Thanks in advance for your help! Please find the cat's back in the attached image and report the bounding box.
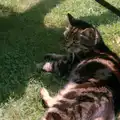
[41,81,114,120]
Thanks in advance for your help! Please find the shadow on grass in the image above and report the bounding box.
[0,0,119,103]
[0,0,64,103]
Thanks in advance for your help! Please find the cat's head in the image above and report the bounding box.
[63,13,102,54]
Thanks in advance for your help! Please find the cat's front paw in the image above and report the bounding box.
[43,62,53,72]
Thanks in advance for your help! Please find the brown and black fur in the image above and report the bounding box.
[40,81,115,120]
[40,1,120,119]
[40,14,120,120]
[41,50,120,119]
[44,13,120,77]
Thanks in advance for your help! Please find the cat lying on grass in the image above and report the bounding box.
[39,13,120,120]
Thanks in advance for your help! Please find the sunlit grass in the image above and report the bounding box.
[0,0,120,119]
[0,0,42,13]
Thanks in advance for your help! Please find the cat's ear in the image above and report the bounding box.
[67,13,76,26]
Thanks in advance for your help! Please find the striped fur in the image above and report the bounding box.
[40,81,115,120]
[41,51,120,119]
[40,12,120,119]
[43,13,120,77]
[63,14,102,54]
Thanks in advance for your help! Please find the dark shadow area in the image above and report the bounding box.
[0,0,119,103]
[0,0,64,103]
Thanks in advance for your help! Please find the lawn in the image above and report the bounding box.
[0,0,120,119]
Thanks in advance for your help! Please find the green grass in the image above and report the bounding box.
[0,0,120,119]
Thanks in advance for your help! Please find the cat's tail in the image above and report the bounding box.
[95,0,120,17]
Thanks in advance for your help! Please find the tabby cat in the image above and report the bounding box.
[40,81,115,120]
[40,14,120,120]
[39,1,120,120]
[43,13,120,77]
[43,13,103,77]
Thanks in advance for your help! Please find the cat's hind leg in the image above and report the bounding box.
[40,88,54,108]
